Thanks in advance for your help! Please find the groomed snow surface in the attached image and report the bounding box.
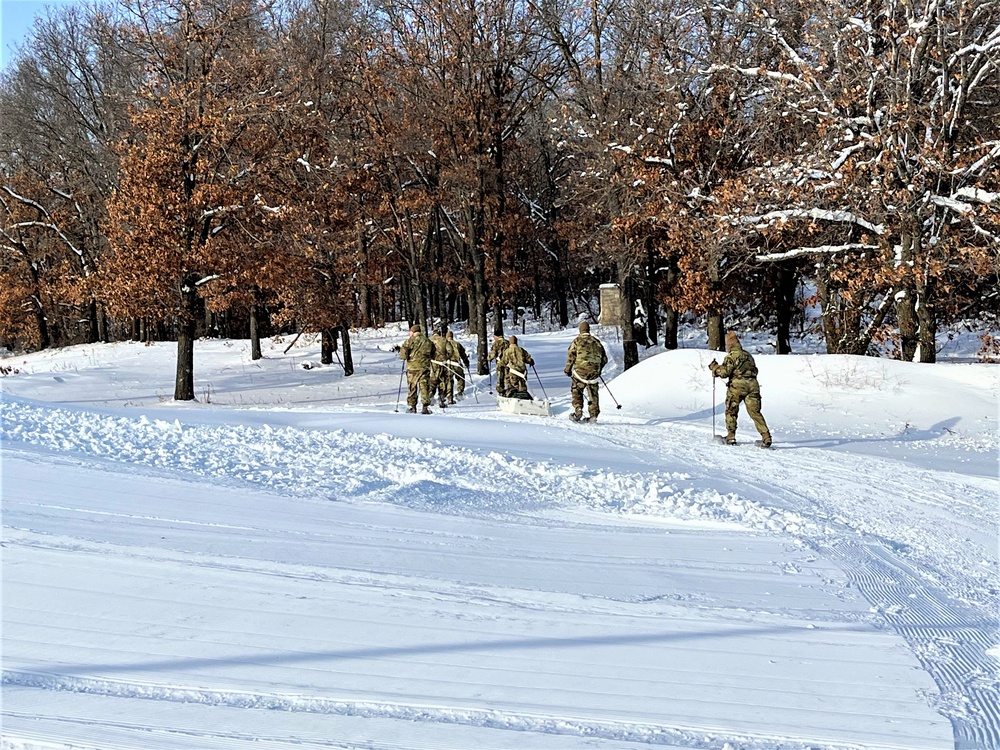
[1,323,998,750]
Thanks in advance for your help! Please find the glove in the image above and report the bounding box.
[391,344,401,352]
[708,360,718,373]
[564,366,572,376]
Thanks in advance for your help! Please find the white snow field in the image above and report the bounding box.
[1,323,998,750]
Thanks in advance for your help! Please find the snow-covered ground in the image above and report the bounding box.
[1,322,998,750]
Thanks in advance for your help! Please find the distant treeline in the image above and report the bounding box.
[2,0,997,398]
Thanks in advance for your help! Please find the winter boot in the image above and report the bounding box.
[724,434,737,445]
[758,433,772,448]
[421,405,432,414]
[406,405,417,413]
[569,410,582,422]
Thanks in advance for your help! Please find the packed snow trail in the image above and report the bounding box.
[1,450,949,750]
[3,393,997,749]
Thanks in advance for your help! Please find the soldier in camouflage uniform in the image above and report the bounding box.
[488,333,510,396]
[564,320,608,422]
[446,330,470,400]
[709,331,772,446]
[429,324,452,408]
[398,324,434,414]
[498,335,534,397]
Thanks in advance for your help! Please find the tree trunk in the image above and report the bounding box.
[661,262,678,349]
[895,229,919,361]
[776,266,796,354]
[32,299,50,350]
[249,303,263,361]
[916,280,936,363]
[620,271,639,370]
[707,310,724,351]
[553,255,569,328]
[339,325,354,376]
[662,308,678,349]
[174,277,199,401]
[321,328,336,365]
[706,255,724,351]
[472,238,490,374]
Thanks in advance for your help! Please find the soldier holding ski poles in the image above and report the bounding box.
[565,321,608,423]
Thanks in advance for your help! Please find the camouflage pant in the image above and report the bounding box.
[725,379,770,439]
[406,369,431,408]
[506,368,528,395]
[570,378,600,419]
[495,365,509,395]
[431,363,452,405]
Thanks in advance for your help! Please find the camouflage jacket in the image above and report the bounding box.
[429,333,451,364]
[565,333,608,380]
[453,340,470,368]
[442,338,464,373]
[399,332,433,371]
[488,337,509,363]
[499,344,534,377]
[714,344,758,383]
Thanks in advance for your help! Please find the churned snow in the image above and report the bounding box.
[1,322,997,750]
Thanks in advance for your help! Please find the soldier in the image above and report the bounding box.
[446,330,470,400]
[488,333,510,396]
[498,334,534,397]
[398,324,434,414]
[429,324,452,408]
[564,320,608,423]
[709,331,772,447]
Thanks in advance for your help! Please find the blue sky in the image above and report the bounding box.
[1,0,78,69]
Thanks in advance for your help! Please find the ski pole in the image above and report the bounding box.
[711,373,717,438]
[599,374,622,409]
[531,364,549,400]
[394,360,405,412]
[487,362,493,394]
[464,362,479,403]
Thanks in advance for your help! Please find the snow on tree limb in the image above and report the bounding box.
[930,188,999,214]
[961,143,1000,179]
[741,208,886,236]
[756,243,880,262]
[703,64,808,88]
[832,142,866,170]
[954,187,999,205]
[930,195,975,214]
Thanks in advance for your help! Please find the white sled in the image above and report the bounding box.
[496,395,553,417]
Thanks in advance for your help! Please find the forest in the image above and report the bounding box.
[1,0,997,399]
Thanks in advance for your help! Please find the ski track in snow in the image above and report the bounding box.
[2,393,999,750]
[585,422,1000,750]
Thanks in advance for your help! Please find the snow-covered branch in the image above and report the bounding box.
[756,243,880,262]
[200,205,243,221]
[954,187,999,205]
[930,195,974,214]
[703,64,808,88]
[831,141,866,171]
[742,208,885,236]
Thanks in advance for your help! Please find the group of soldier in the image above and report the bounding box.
[397,324,470,414]
[399,320,771,445]
[487,320,611,423]
[399,320,613,423]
